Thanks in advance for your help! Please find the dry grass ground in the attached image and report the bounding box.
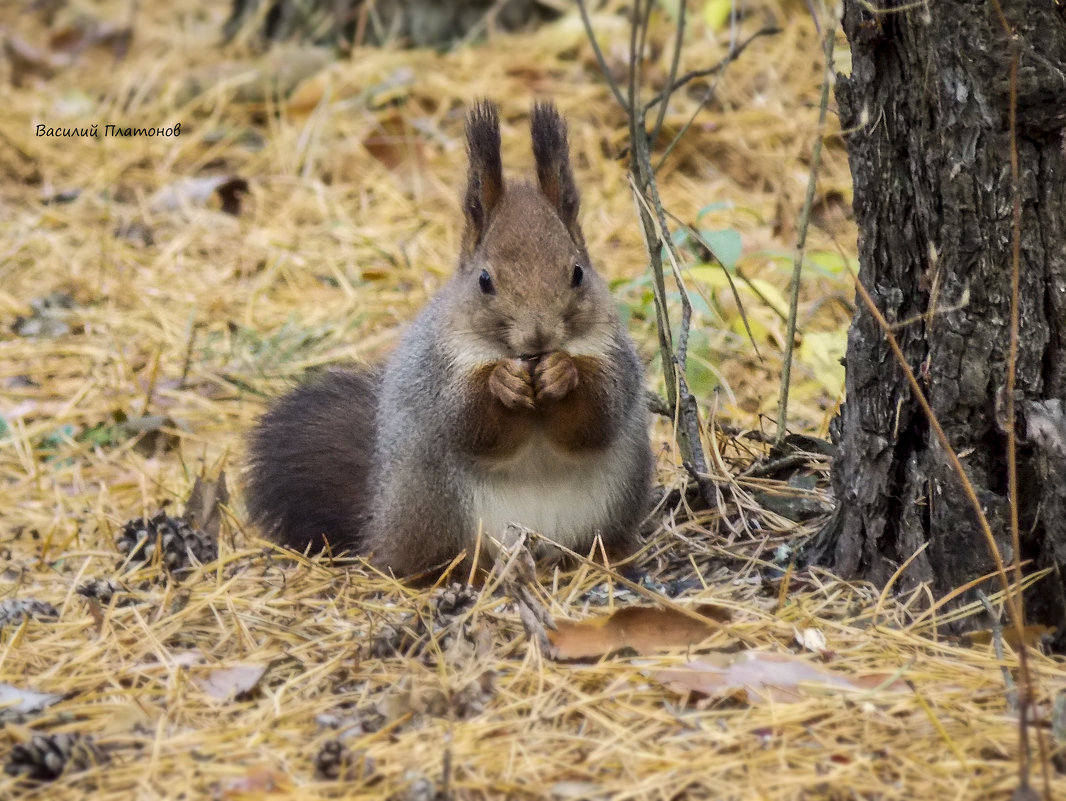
[1,2,1063,799]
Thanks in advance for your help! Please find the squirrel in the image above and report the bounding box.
[245,100,653,577]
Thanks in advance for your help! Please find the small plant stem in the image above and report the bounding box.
[776,5,837,445]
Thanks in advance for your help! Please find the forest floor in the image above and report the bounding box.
[1,1,1063,799]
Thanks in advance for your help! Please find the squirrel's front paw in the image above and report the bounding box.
[489,359,536,410]
[533,351,579,403]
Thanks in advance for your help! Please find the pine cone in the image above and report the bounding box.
[0,598,58,631]
[430,582,478,617]
[369,620,421,659]
[4,733,105,782]
[313,739,375,781]
[115,512,217,572]
[76,578,125,605]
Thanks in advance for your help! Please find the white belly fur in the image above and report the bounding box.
[469,434,624,551]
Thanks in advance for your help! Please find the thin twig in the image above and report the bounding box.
[998,6,1044,795]
[627,1,642,116]
[582,1,769,503]
[629,148,707,482]
[977,590,1017,711]
[655,83,711,171]
[575,0,627,110]
[650,0,686,147]
[643,26,783,114]
[775,7,836,445]
[627,172,677,418]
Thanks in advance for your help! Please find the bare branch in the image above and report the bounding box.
[643,26,782,115]
[575,0,627,110]
[650,0,685,148]
[775,11,835,445]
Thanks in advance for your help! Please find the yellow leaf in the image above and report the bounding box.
[685,264,730,290]
[703,0,734,31]
[689,265,790,319]
[733,315,769,343]
[797,330,847,396]
[746,278,790,319]
[685,265,787,341]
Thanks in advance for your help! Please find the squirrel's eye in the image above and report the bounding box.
[571,263,584,288]
[478,269,495,295]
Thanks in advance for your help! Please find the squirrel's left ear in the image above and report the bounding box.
[530,101,584,248]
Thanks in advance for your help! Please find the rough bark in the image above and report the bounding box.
[809,0,1066,644]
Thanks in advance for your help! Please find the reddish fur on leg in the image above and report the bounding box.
[538,355,616,451]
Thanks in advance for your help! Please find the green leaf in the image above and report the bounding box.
[682,329,720,398]
[39,425,76,449]
[696,201,734,219]
[685,354,720,398]
[804,250,856,276]
[78,422,121,448]
[699,228,743,270]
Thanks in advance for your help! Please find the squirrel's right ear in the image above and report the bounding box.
[461,100,503,260]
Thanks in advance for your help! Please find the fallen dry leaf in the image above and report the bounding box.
[194,663,268,701]
[362,110,426,173]
[184,472,230,540]
[962,624,1054,650]
[654,651,909,704]
[217,766,292,799]
[0,683,64,718]
[548,604,727,660]
[176,45,332,107]
[48,21,131,60]
[148,175,249,216]
[3,33,69,86]
[100,700,157,735]
[793,626,829,655]
[284,65,334,115]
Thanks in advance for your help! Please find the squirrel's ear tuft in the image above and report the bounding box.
[462,100,503,259]
[530,101,583,246]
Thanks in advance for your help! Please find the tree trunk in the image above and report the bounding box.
[811,0,1066,644]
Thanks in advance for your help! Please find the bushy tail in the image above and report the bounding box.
[244,369,379,554]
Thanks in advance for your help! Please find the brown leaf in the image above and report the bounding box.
[49,21,131,60]
[217,766,291,798]
[548,605,725,660]
[183,473,230,540]
[285,68,331,116]
[3,34,69,86]
[962,624,1054,650]
[654,651,910,704]
[362,111,425,173]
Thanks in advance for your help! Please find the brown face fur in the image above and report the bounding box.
[460,182,612,358]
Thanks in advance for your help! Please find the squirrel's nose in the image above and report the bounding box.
[519,324,550,358]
